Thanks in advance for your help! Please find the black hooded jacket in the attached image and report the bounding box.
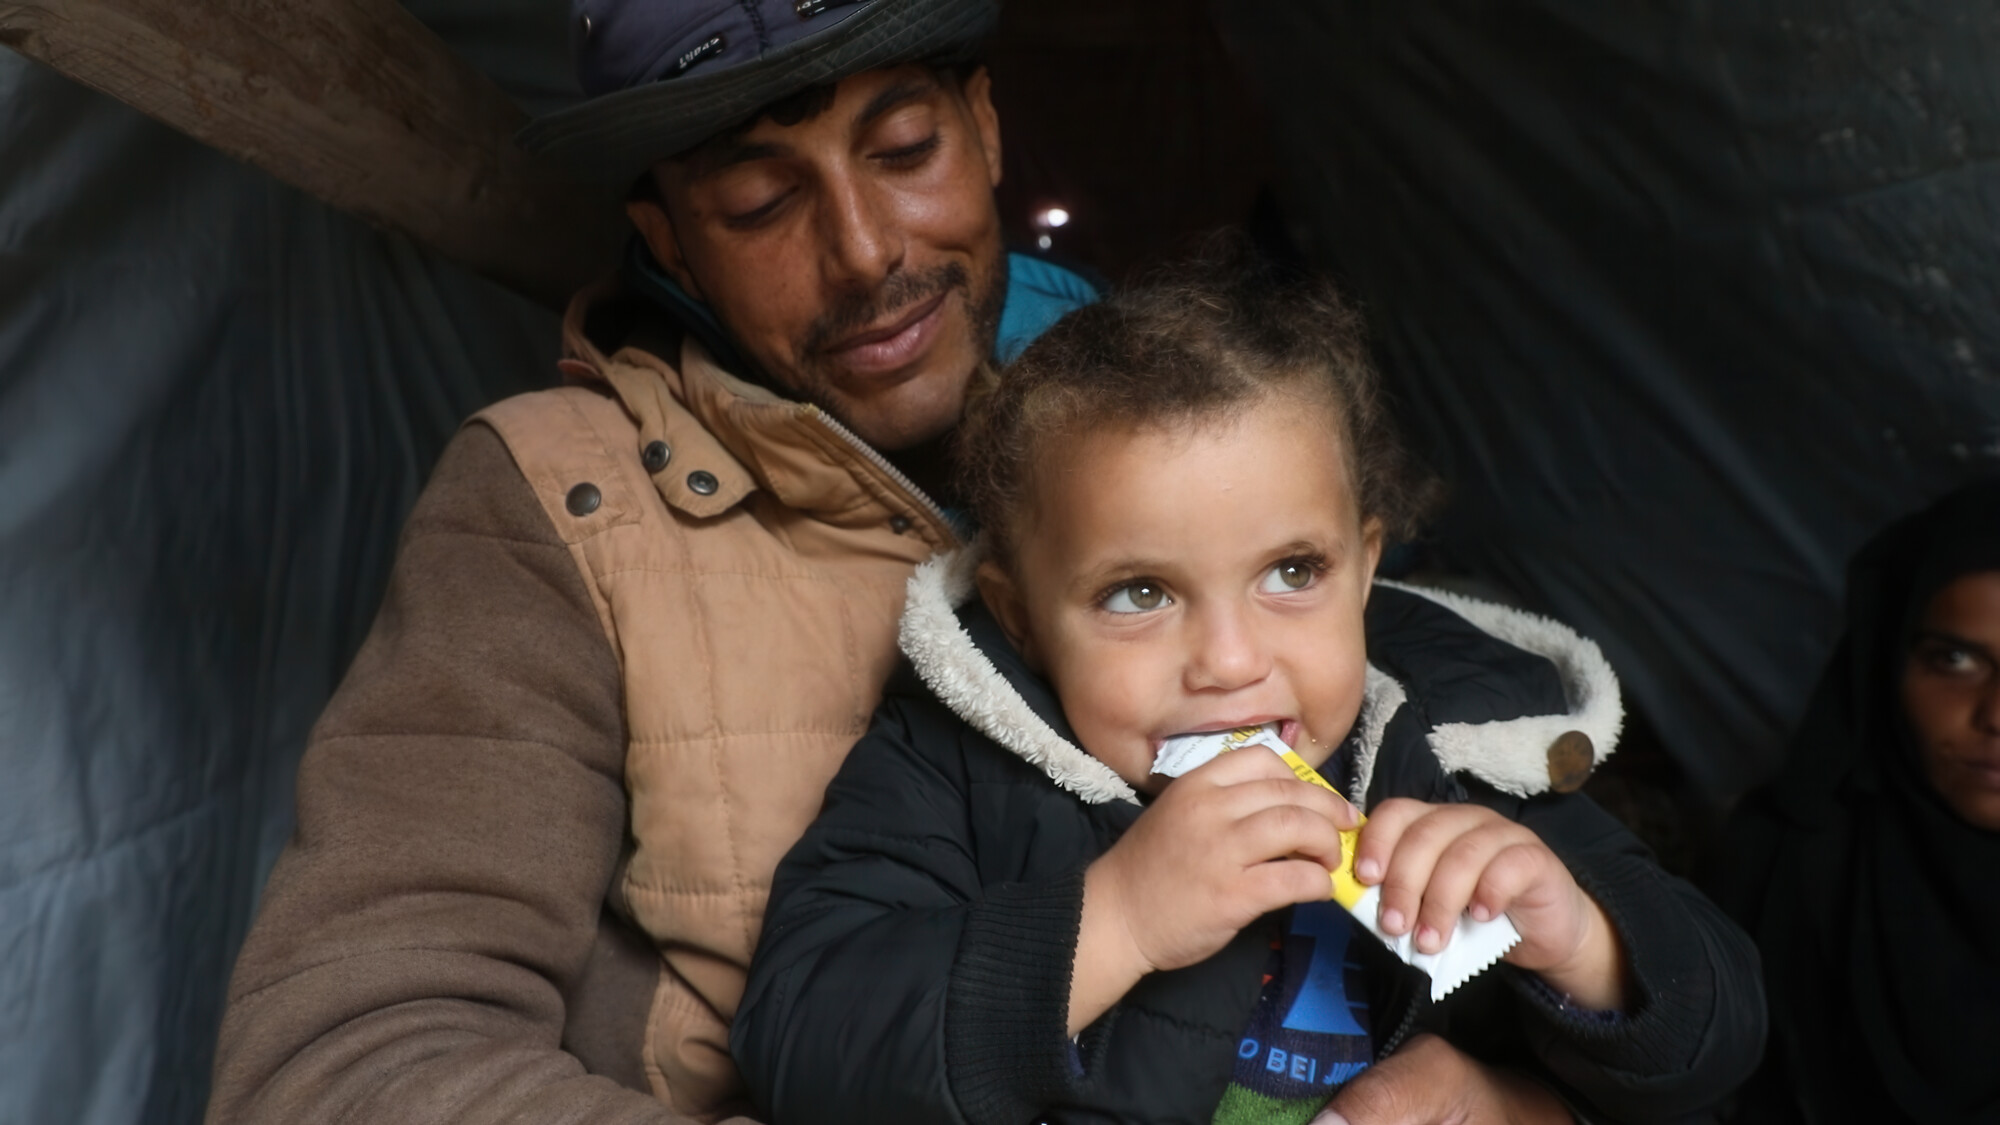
[734,555,1764,1125]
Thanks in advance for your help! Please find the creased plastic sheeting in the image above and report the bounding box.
[1215,1,2000,802]
[0,39,564,1125]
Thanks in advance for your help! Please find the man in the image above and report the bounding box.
[204,2,1652,1122]
[207,3,1089,1122]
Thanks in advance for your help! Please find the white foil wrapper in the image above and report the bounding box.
[1151,723,1520,1001]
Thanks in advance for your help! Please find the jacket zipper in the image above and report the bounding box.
[803,404,958,544]
[1375,990,1423,1061]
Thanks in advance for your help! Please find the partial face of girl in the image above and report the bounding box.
[979,393,1384,794]
[1903,569,2000,831]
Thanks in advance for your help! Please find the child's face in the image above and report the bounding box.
[979,394,1384,794]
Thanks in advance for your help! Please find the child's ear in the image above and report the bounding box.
[975,559,1042,670]
[1358,517,1386,607]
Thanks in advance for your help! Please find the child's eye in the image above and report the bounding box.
[1102,582,1171,614]
[1259,559,1319,593]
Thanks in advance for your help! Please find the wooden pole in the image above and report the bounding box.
[0,0,625,308]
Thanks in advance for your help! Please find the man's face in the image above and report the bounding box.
[1903,569,2000,831]
[629,64,1007,452]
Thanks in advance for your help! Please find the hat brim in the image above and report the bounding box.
[518,0,998,186]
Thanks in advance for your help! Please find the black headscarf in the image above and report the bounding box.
[1717,477,2000,1124]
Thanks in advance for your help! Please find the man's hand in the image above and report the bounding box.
[1312,1035,1572,1125]
[1067,748,1360,1034]
[1352,800,1627,1011]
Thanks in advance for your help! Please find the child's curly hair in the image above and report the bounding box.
[957,242,1437,567]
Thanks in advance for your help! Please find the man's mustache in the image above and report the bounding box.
[803,263,970,354]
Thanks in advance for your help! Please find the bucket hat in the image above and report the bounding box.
[519,0,999,186]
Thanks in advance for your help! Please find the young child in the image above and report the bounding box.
[732,255,1764,1125]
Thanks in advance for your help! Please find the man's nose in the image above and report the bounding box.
[1184,603,1272,693]
[818,172,903,290]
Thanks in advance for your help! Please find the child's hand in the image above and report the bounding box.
[1067,748,1360,1034]
[1351,799,1627,1011]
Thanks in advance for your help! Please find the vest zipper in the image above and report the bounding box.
[803,404,959,544]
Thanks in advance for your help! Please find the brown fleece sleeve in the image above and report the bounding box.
[206,424,731,1125]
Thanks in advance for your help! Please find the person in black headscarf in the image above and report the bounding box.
[1716,477,2000,1124]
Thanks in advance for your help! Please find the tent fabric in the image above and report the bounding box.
[0,3,576,1120]
[1214,0,2000,802]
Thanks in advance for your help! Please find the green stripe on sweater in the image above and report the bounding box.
[1211,1081,1328,1125]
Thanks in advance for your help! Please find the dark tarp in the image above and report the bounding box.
[0,3,577,1121]
[1215,0,2000,802]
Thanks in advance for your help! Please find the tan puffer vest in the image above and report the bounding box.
[475,294,955,1117]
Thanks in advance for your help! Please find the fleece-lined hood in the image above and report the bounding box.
[897,548,1625,809]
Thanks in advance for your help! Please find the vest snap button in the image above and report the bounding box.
[565,482,602,517]
[890,514,913,534]
[641,440,671,473]
[686,470,719,496]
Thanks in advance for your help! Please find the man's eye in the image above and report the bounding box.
[1103,582,1170,614]
[876,133,941,167]
[722,190,791,228]
[1259,560,1318,593]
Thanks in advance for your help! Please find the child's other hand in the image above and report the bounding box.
[1351,799,1627,1012]
[1068,748,1359,1034]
